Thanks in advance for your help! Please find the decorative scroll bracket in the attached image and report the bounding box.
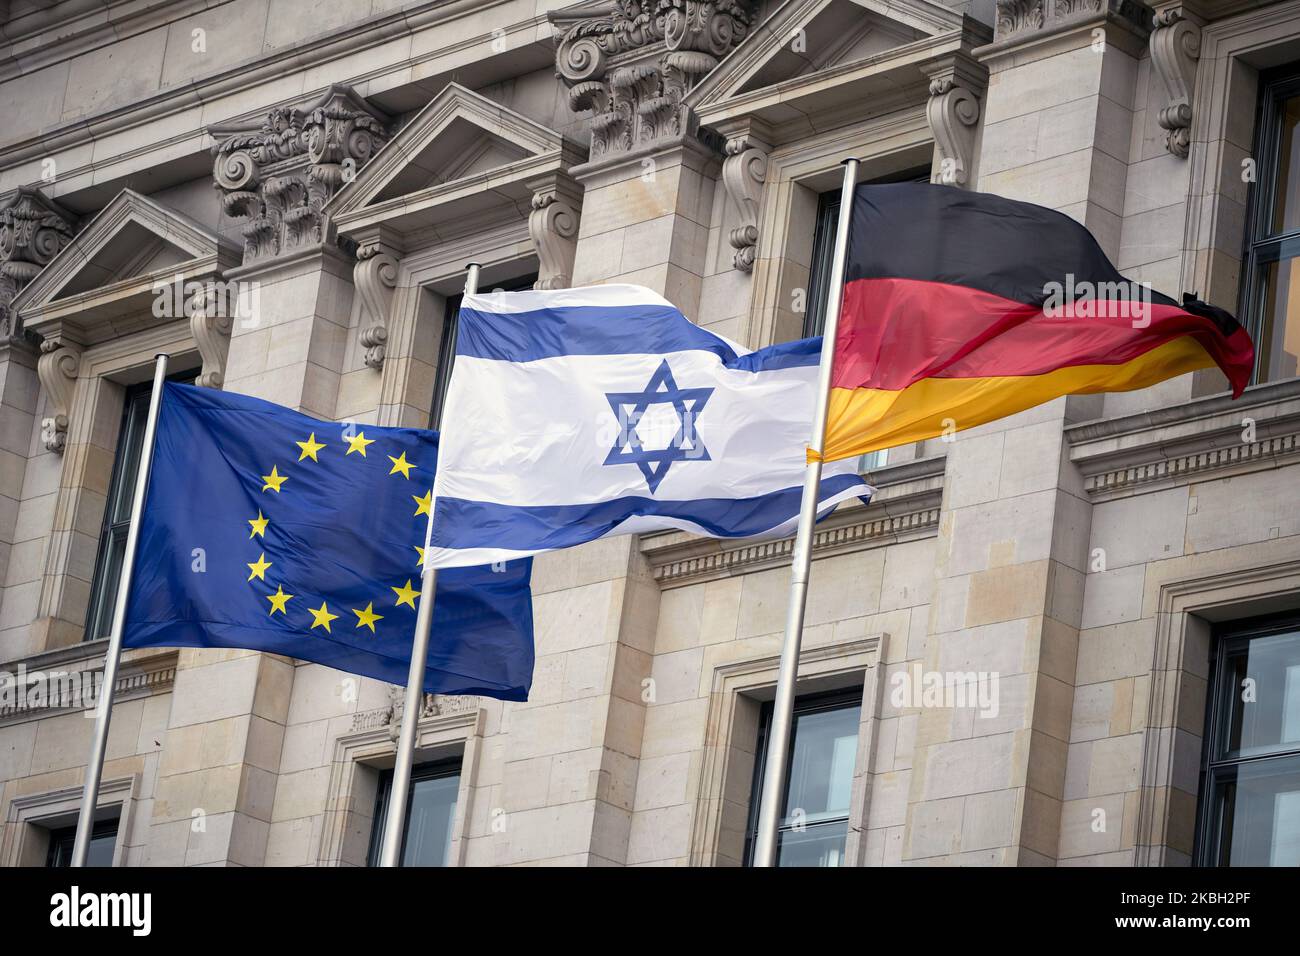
[721,128,769,273]
[187,283,235,388]
[1150,3,1203,159]
[527,174,582,291]
[353,237,402,370]
[37,337,80,453]
[921,54,987,188]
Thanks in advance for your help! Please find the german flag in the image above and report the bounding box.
[818,184,1255,463]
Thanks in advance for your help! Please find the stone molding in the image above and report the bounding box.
[991,0,1151,46]
[35,337,79,454]
[0,775,139,867]
[1066,378,1300,500]
[0,642,177,726]
[549,0,758,164]
[0,188,77,348]
[353,239,402,370]
[210,85,391,266]
[642,454,946,587]
[1149,3,1203,159]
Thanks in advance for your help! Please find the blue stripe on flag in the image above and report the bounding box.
[725,337,822,372]
[457,304,741,363]
[429,472,868,552]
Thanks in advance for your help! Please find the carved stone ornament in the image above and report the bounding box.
[210,86,390,265]
[362,686,480,739]
[36,337,80,454]
[550,1,757,161]
[994,0,1147,42]
[353,244,400,369]
[926,76,981,187]
[187,283,235,389]
[528,177,582,290]
[0,188,77,347]
[721,134,767,272]
[1149,6,1202,159]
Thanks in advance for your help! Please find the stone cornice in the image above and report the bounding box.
[0,642,177,726]
[641,454,946,588]
[980,0,1152,60]
[1066,378,1300,499]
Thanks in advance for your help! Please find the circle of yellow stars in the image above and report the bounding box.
[246,428,434,638]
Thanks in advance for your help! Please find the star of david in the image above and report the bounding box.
[603,359,713,493]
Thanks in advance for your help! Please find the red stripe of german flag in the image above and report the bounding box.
[815,185,1255,463]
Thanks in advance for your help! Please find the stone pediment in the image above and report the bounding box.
[14,188,240,342]
[686,0,986,136]
[327,82,585,240]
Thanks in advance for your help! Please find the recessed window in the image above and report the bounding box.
[45,818,118,867]
[1197,615,1300,866]
[367,759,461,867]
[85,371,197,641]
[744,688,862,867]
[1242,66,1300,384]
[431,273,537,429]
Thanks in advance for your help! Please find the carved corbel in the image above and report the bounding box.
[720,131,769,273]
[922,55,987,187]
[1150,4,1202,159]
[354,241,401,369]
[37,337,80,454]
[187,282,234,389]
[528,175,582,291]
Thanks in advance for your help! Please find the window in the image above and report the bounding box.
[84,371,196,640]
[45,818,118,867]
[744,688,862,867]
[1196,614,1300,866]
[367,759,461,867]
[431,273,537,428]
[1242,66,1300,384]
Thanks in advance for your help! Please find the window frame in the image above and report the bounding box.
[742,686,864,867]
[366,757,463,867]
[1240,63,1300,385]
[431,272,538,429]
[44,817,119,868]
[1194,610,1300,866]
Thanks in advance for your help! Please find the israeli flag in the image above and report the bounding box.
[427,285,872,568]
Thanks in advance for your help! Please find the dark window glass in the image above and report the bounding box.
[46,819,118,867]
[744,689,862,867]
[431,273,537,428]
[84,370,197,641]
[1242,67,1300,383]
[368,759,461,867]
[1197,615,1300,866]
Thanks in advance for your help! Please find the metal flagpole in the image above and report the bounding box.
[72,352,171,867]
[752,158,859,868]
[379,261,481,867]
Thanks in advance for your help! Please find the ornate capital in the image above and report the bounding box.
[353,241,401,370]
[528,175,582,291]
[210,85,390,265]
[921,55,986,188]
[720,132,768,272]
[994,0,1149,43]
[549,1,756,162]
[36,336,80,454]
[0,188,77,348]
[1150,5,1203,159]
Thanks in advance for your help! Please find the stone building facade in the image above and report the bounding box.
[0,0,1298,867]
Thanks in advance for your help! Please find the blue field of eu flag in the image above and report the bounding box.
[122,383,534,700]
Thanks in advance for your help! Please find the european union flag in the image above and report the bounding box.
[122,383,534,700]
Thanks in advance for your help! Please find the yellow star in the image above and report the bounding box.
[266,585,293,616]
[345,432,375,457]
[248,510,269,539]
[414,546,426,567]
[388,452,414,479]
[247,552,272,582]
[413,489,433,517]
[308,601,338,633]
[352,602,384,633]
[261,465,287,493]
[296,432,326,462]
[391,579,419,609]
